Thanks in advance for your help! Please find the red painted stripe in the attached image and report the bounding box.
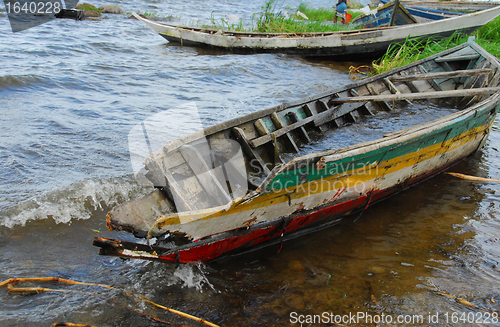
[156,147,480,263]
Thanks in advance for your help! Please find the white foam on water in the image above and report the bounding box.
[173,263,216,292]
[0,176,153,228]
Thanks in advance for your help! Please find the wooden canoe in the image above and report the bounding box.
[380,0,463,21]
[131,6,500,58]
[393,1,500,14]
[94,39,500,263]
[351,0,419,28]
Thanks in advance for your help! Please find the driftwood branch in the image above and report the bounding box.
[52,323,96,327]
[0,277,220,327]
[445,172,500,182]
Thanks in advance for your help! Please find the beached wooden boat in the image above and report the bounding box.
[94,39,500,264]
[131,6,500,58]
[351,0,419,28]
[380,0,463,21]
[394,1,500,14]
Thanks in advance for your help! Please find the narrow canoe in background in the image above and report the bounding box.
[132,6,500,58]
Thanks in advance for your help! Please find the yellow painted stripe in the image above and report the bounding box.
[156,122,490,227]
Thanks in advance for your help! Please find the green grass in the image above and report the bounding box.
[78,4,101,13]
[372,16,500,75]
[198,0,363,33]
[372,33,469,74]
[295,3,365,21]
[255,16,357,33]
[127,11,175,21]
[295,3,336,21]
[255,0,359,33]
[475,16,500,58]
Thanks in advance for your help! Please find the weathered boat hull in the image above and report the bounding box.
[94,40,500,264]
[395,1,500,13]
[132,6,500,58]
[95,99,498,263]
[351,1,418,28]
[380,0,463,21]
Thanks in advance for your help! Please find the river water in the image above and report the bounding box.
[1,0,500,326]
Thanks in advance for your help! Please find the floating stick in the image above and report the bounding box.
[1,277,219,327]
[52,323,96,327]
[445,172,500,183]
[436,290,500,313]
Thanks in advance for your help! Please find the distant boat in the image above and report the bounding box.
[380,0,463,21]
[94,39,500,264]
[132,5,500,58]
[394,0,500,14]
[351,0,419,28]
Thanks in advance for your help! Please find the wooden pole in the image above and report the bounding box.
[389,68,491,82]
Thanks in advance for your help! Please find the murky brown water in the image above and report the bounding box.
[1,0,500,326]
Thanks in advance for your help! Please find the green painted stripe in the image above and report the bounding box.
[266,102,498,191]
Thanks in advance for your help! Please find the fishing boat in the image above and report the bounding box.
[94,39,500,264]
[393,1,500,14]
[131,6,500,58]
[379,0,463,21]
[351,0,419,28]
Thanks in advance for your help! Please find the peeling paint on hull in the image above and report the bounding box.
[93,40,500,264]
[94,117,496,263]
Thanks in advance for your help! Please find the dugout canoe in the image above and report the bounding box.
[94,39,500,264]
[131,6,500,58]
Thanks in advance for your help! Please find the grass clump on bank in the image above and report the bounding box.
[75,3,101,14]
[294,3,364,21]
[295,3,336,21]
[127,11,176,21]
[202,0,361,33]
[372,16,500,75]
[372,33,469,74]
[474,16,500,58]
[255,0,358,33]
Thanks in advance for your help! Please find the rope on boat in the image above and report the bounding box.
[348,65,373,80]
[0,277,220,327]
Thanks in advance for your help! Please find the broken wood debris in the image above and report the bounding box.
[0,277,220,327]
[445,172,500,182]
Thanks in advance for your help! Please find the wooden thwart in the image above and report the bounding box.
[271,112,299,153]
[434,54,480,62]
[366,84,393,111]
[250,102,366,148]
[232,127,271,175]
[389,68,491,82]
[330,87,500,103]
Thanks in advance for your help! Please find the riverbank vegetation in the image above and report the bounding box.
[203,0,362,33]
[372,16,500,74]
[255,0,364,33]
